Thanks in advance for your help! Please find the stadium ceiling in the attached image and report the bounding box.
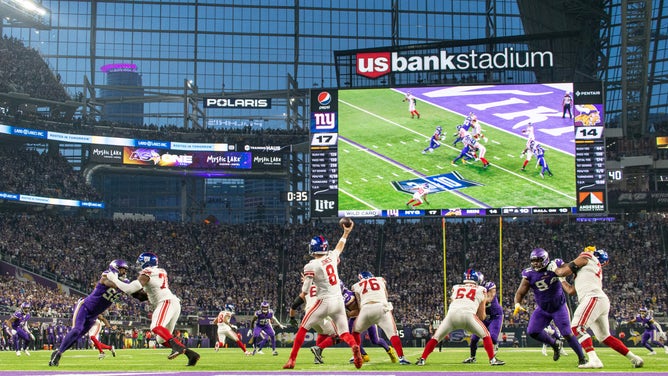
[0,0,51,30]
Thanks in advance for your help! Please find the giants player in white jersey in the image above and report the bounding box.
[351,271,411,365]
[403,92,420,119]
[551,246,644,369]
[405,183,430,208]
[87,315,115,359]
[214,310,247,354]
[107,252,200,366]
[283,219,363,369]
[288,277,338,364]
[520,122,536,170]
[470,115,488,143]
[416,269,505,366]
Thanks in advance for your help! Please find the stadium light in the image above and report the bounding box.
[0,0,51,29]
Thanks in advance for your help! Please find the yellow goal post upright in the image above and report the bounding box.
[442,217,447,311]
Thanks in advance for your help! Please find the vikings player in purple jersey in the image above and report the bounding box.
[452,113,475,146]
[422,126,444,154]
[623,307,668,355]
[513,248,586,366]
[249,301,285,356]
[534,144,553,178]
[49,260,130,367]
[463,278,503,364]
[451,135,477,166]
[5,302,34,356]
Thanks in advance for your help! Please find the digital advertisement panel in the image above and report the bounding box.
[311,82,605,218]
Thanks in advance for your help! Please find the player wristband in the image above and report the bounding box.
[291,296,305,310]
[567,261,581,273]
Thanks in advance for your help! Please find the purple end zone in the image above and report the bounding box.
[6,373,665,376]
[397,84,576,155]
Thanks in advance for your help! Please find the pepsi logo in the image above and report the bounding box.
[317,92,332,106]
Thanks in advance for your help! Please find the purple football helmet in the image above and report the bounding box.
[530,248,550,271]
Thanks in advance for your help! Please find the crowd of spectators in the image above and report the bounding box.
[0,212,665,329]
[0,35,70,102]
[0,144,102,201]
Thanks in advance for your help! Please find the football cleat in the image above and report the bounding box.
[631,355,644,368]
[185,349,200,366]
[541,344,548,356]
[16,351,21,356]
[387,346,398,363]
[110,345,116,357]
[23,349,30,356]
[648,351,656,356]
[398,356,411,365]
[552,339,563,361]
[98,352,105,360]
[362,354,370,362]
[578,359,603,369]
[214,342,220,352]
[272,350,279,356]
[310,346,323,364]
[49,350,61,367]
[416,357,426,366]
[462,357,476,363]
[489,357,505,366]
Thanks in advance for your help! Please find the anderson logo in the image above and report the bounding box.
[356,48,554,79]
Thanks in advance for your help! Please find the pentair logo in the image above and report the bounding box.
[317,92,332,106]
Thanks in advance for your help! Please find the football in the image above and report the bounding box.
[339,217,353,228]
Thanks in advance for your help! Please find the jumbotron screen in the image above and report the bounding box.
[309,83,606,218]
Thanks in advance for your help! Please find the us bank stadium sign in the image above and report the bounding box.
[356,48,554,79]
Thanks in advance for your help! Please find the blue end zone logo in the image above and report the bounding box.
[391,172,483,194]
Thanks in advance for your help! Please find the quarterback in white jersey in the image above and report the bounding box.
[417,269,504,366]
[283,219,363,369]
[351,271,411,364]
[214,310,248,354]
[551,246,644,369]
[107,252,200,366]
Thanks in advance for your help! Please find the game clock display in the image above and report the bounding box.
[281,191,309,202]
[309,82,607,218]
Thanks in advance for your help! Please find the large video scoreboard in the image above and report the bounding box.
[309,82,606,218]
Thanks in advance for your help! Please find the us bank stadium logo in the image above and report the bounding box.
[391,172,482,194]
[578,191,605,212]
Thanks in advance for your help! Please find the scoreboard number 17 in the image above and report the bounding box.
[311,133,338,146]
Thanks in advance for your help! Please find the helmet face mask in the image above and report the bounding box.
[137,252,158,269]
[21,302,30,313]
[530,248,550,271]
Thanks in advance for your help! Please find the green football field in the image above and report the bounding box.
[337,89,576,211]
[0,346,661,373]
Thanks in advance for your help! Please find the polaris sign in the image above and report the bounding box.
[356,48,554,79]
[204,97,272,109]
